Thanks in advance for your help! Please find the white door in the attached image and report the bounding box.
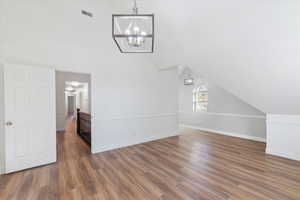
[4,63,56,173]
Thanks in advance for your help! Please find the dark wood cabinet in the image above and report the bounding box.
[76,109,91,146]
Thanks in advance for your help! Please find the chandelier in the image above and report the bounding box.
[112,0,154,53]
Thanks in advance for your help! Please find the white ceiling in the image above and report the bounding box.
[65,81,88,93]
[113,0,300,114]
[2,0,300,114]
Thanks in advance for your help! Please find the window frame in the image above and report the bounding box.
[192,86,208,112]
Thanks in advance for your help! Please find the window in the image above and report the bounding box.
[193,85,208,112]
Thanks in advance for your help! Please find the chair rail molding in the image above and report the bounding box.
[266,114,300,126]
[92,113,179,154]
[179,111,266,119]
[98,113,178,121]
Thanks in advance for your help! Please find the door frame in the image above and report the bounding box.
[0,58,94,174]
[0,59,5,174]
[55,70,93,153]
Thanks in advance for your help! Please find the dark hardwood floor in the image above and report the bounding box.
[1,121,300,200]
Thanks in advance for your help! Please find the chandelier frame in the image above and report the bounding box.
[112,14,154,53]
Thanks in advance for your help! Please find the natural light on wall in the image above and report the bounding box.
[193,85,208,112]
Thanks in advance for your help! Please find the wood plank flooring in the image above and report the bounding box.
[1,121,300,200]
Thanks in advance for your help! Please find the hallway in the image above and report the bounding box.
[57,118,90,162]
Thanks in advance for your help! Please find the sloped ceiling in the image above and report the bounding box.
[113,0,300,114]
[1,0,300,114]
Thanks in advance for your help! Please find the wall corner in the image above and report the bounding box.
[266,114,300,161]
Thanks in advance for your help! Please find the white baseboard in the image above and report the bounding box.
[92,131,179,154]
[181,124,266,143]
[266,148,300,161]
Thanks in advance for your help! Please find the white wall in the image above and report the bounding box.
[266,115,300,161]
[74,83,89,113]
[1,0,178,153]
[0,63,4,174]
[179,79,266,142]
[56,71,91,131]
[110,0,300,115]
[92,65,178,153]
[79,84,89,113]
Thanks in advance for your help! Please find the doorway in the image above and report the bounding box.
[55,71,92,159]
[67,95,76,116]
[1,64,93,174]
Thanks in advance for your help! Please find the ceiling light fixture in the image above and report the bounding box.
[65,86,75,92]
[112,0,154,53]
[70,81,81,87]
[184,78,194,86]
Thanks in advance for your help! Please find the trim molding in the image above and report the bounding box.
[266,148,300,162]
[0,164,4,175]
[266,114,300,126]
[2,56,55,69]
[92,131,179,154]
[181,124,266,143]
[0,59,4,174]
[266,121,300,126]
[98,113,177,121]
[0,57,5,65]
[179,111,266,120]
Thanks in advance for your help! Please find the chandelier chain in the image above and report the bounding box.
[133,0,138,15]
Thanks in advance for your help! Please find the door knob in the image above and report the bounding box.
[5,121,13,126]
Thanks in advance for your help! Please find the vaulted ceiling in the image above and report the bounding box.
[1,0,300,114]
[113,0,300,115]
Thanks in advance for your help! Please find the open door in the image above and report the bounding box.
[4,63,56,173]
